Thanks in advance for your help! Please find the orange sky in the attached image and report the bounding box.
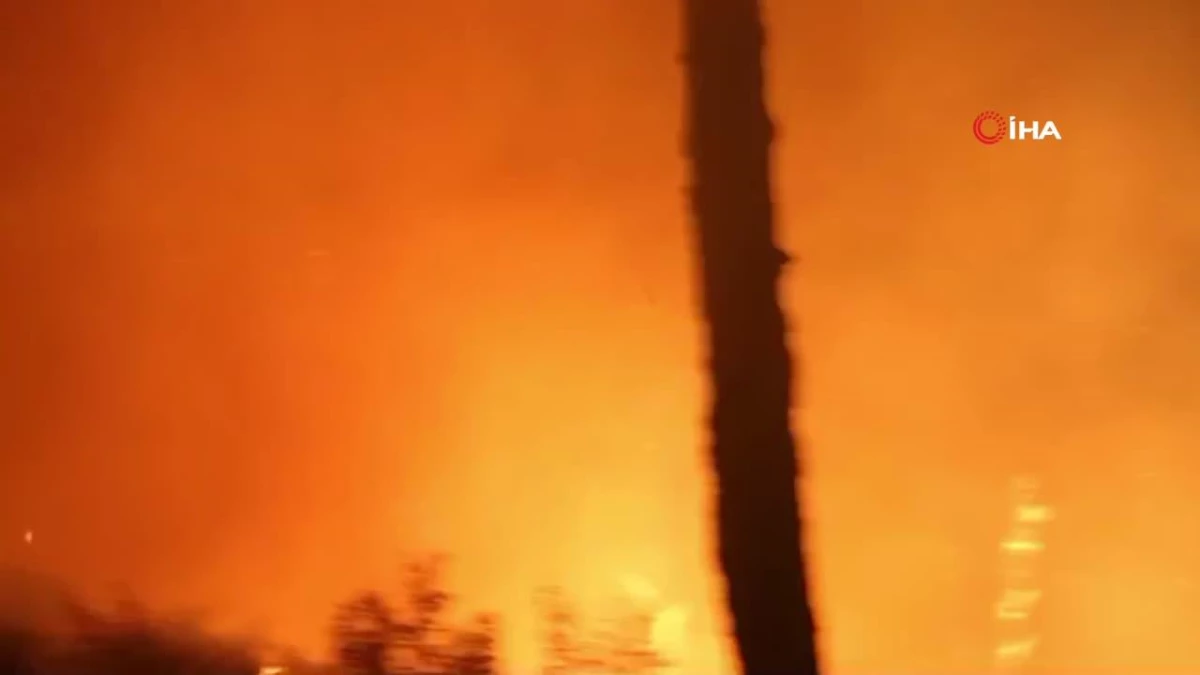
[2,1,1198,673]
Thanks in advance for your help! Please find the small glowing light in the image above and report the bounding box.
[995,637,1038,659]
[995,589,1041,620]
[1000,538,1043,552]
[651,605,689,653]
[258,667,285,675]
[23,530,32,545]
[994,476,1048,671]
[1016,505,1054,523]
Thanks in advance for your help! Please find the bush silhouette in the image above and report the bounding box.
[330,557,499,675]
[2,559,666,675]
[0,600,259,675]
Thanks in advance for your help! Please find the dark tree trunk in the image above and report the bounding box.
[682,2,821,675]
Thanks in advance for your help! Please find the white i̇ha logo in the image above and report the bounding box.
[973,111,1062,145]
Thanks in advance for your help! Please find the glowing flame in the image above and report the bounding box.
[1016,505,1054,523]
[995,589,1042,620]
[995,638,1038,660]
[651,605,688,654]
[994,477,1051,673]
[1000,538,1044,553]
[618,574,690,667]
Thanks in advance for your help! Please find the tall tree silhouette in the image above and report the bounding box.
[683,2,821,674]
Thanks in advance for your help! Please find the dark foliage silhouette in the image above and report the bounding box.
[0,568,340,675]
[683,0,822,674]
[332,593,396,675]
[2,560,674,675]
[58,603,259,675]
[330,557,500,675]
[0,622,43,675]
[443,614,497,675]
[0,602,260,675]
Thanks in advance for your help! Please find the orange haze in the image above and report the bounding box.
[2,1,1198,673]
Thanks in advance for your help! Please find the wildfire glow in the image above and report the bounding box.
[650,606,689,658]
[2,2,1197,675]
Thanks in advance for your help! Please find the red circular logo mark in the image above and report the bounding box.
[973,111,1007,145]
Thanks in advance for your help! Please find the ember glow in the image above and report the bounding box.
[1,1,1198,674]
